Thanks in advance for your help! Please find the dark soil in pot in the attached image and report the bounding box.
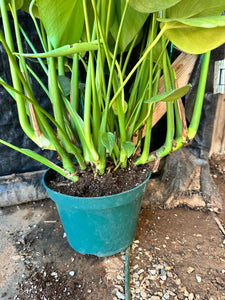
[44,160,151,197]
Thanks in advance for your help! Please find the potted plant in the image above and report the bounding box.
[0,0,225,256]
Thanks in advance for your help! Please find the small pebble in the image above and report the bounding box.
[116,290,125,299]
[116,274,124,281]
[160,275,167,281]
[140,291,147,298]
[51,272,58,277]
[69,271,75,276]
[115,285,124,293]
[188,293,194,300]
[167,271,173,278]
[187,267,195,274]
[196,274,202,283]
[149,269,156,275]
[160,268,166,276]
[163,293,170,299]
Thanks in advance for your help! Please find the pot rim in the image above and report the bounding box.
[42,167,151,200]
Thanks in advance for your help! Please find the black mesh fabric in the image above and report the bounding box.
[0,11,57,176]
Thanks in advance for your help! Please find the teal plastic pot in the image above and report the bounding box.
[42,169,151,257]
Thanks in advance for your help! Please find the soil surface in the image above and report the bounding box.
[0,153,224,300]
[45,161,151,197]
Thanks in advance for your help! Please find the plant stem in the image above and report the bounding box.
[70,53,79,136]
[0,0,34,139]
[109,26,166,109]
[188,51,211,139]
[82,0,99,164]
[97,0,130,173]
[29,0,47,52]
[48,43,66,134]
[135,13,157,165]
[58,56,65,76]
[149,19,175,159]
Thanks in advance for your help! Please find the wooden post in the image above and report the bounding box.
[209,92,225,156]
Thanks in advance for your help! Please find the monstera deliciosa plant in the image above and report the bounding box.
[0,0,225,182]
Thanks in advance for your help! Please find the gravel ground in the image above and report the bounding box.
[111,240,217,300]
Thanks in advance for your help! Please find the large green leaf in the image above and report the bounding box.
[128,0,182,13]
[36,0,84,48]
[110,0,148,51]
[163,16,225,28]
[166,0,225,19]
[160,16,225,54]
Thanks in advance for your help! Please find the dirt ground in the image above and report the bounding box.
[0,154,224,300]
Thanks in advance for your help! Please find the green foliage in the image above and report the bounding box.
[160,16,225,54]
[58,75,71,96]
[110,0,148,51]
[159,0,225,54]
[166,0,225,18]
[15,40,100,57]
[101,132,116,155]
[145,84,191,104]
[121,141,135,158]
[129,0,181,13]
[36,0,84,47]
[0,139,78,181]
[0,0,224,180]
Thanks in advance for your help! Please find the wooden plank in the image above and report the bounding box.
[209,93,225,156]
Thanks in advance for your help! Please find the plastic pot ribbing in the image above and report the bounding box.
[42,170,151,257]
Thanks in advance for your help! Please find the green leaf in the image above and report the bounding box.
[62,98,88,150]
[0,139,78,181]
[110,0,148,51]
[112,97,128,115]
[160,16,225,54]
[58,75,71,96]
[36,0,84,48]
[162,16,225,28]
[14,40,99,58]
[121,141,135,158]
[145,84,191,104]
[166,0,225,19]
[101,132,116,155]
[128,0,182,13]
